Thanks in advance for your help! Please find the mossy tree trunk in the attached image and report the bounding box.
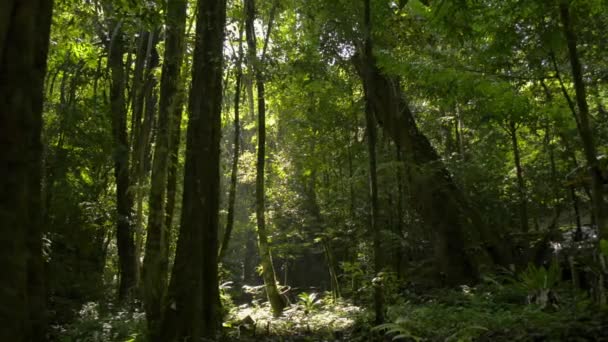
[245,0,286,316]
[142,0,188,340]
[0,1,53,340]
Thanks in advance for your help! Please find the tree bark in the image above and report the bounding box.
[219,26,244,261]
[130,31,159,286]
[559,1,607,241]
[160,0,226,339]
[364,82,384,323]
[245,0,286,316]
[105,14,138,300]
[142,0,188,340]
[0,1,53,340]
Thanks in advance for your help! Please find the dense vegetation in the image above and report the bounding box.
[2,0,608,341]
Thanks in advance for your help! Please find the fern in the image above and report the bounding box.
[373,322,422,341]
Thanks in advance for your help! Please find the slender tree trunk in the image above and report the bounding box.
[132,31,160,285]
[395,144,406,277]
[219,27,244,261]
[509,120,529,233]
[245,0,286,316]
[364,86,384,324]
[164,84,184,241]
[105,14,138,300]
[559,1,607,241]
[357,0,510,284]
[0,2,53,340]
[142,0,188,340]
[160,0,226,339]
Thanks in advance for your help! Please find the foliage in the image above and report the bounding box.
[373,279,608,342]
[297,292,320,314]
[50,302,146,342]
[517,262,562,308]
[226,295,363,340]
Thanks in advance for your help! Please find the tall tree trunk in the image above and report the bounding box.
[219,26,244,261]
[105,13,138,301]
[132,31,159,285]
[509,120,529,233]
[245,0,286,316]
[357,0,509,284]
[160,0,226,339]
[364,85,384,324]
[559,1,607,241]
[0,2,53,340]
[395,144,406,278]
[143,0,188,340]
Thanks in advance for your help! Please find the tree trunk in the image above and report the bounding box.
[104,12,138,301]
[357,0,509,284]
[219,26,244,261]
[132,31,159,285]
[559,1,607,241]
[142,0,188,340]
[509,120,529,233]
[364,85,384,324]
[245,0,286,316]
[0,1,53,340]
[160,0,226,339]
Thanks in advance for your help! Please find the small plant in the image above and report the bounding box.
[373,321,422,342]
[518,262,561,308]
[298,292,320,314]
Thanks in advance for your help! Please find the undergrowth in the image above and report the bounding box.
[49,302,146,342]
[370,266,608,342]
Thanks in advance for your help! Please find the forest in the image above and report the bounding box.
[1,0,608,341]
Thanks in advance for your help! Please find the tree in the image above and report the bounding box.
[364,81,384,324]
[558,0,607,243]
[160,0,227,339]
[245,0,286,316]
[356,0,511,284]
[142,0,188,340]
[0,1,54,340]
[102,1,138,300]
[219,23,244,261]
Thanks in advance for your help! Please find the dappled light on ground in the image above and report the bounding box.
[226,298,363,340]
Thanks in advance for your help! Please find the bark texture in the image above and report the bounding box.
[364,85,384,324]
[0,1,53,340]
[219,27,244,261]
[160,0,226,339]
[105,16,138,300]
[142,0,188,340]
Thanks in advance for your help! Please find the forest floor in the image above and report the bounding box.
[223,297,363,341]
[52,270,608,341]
